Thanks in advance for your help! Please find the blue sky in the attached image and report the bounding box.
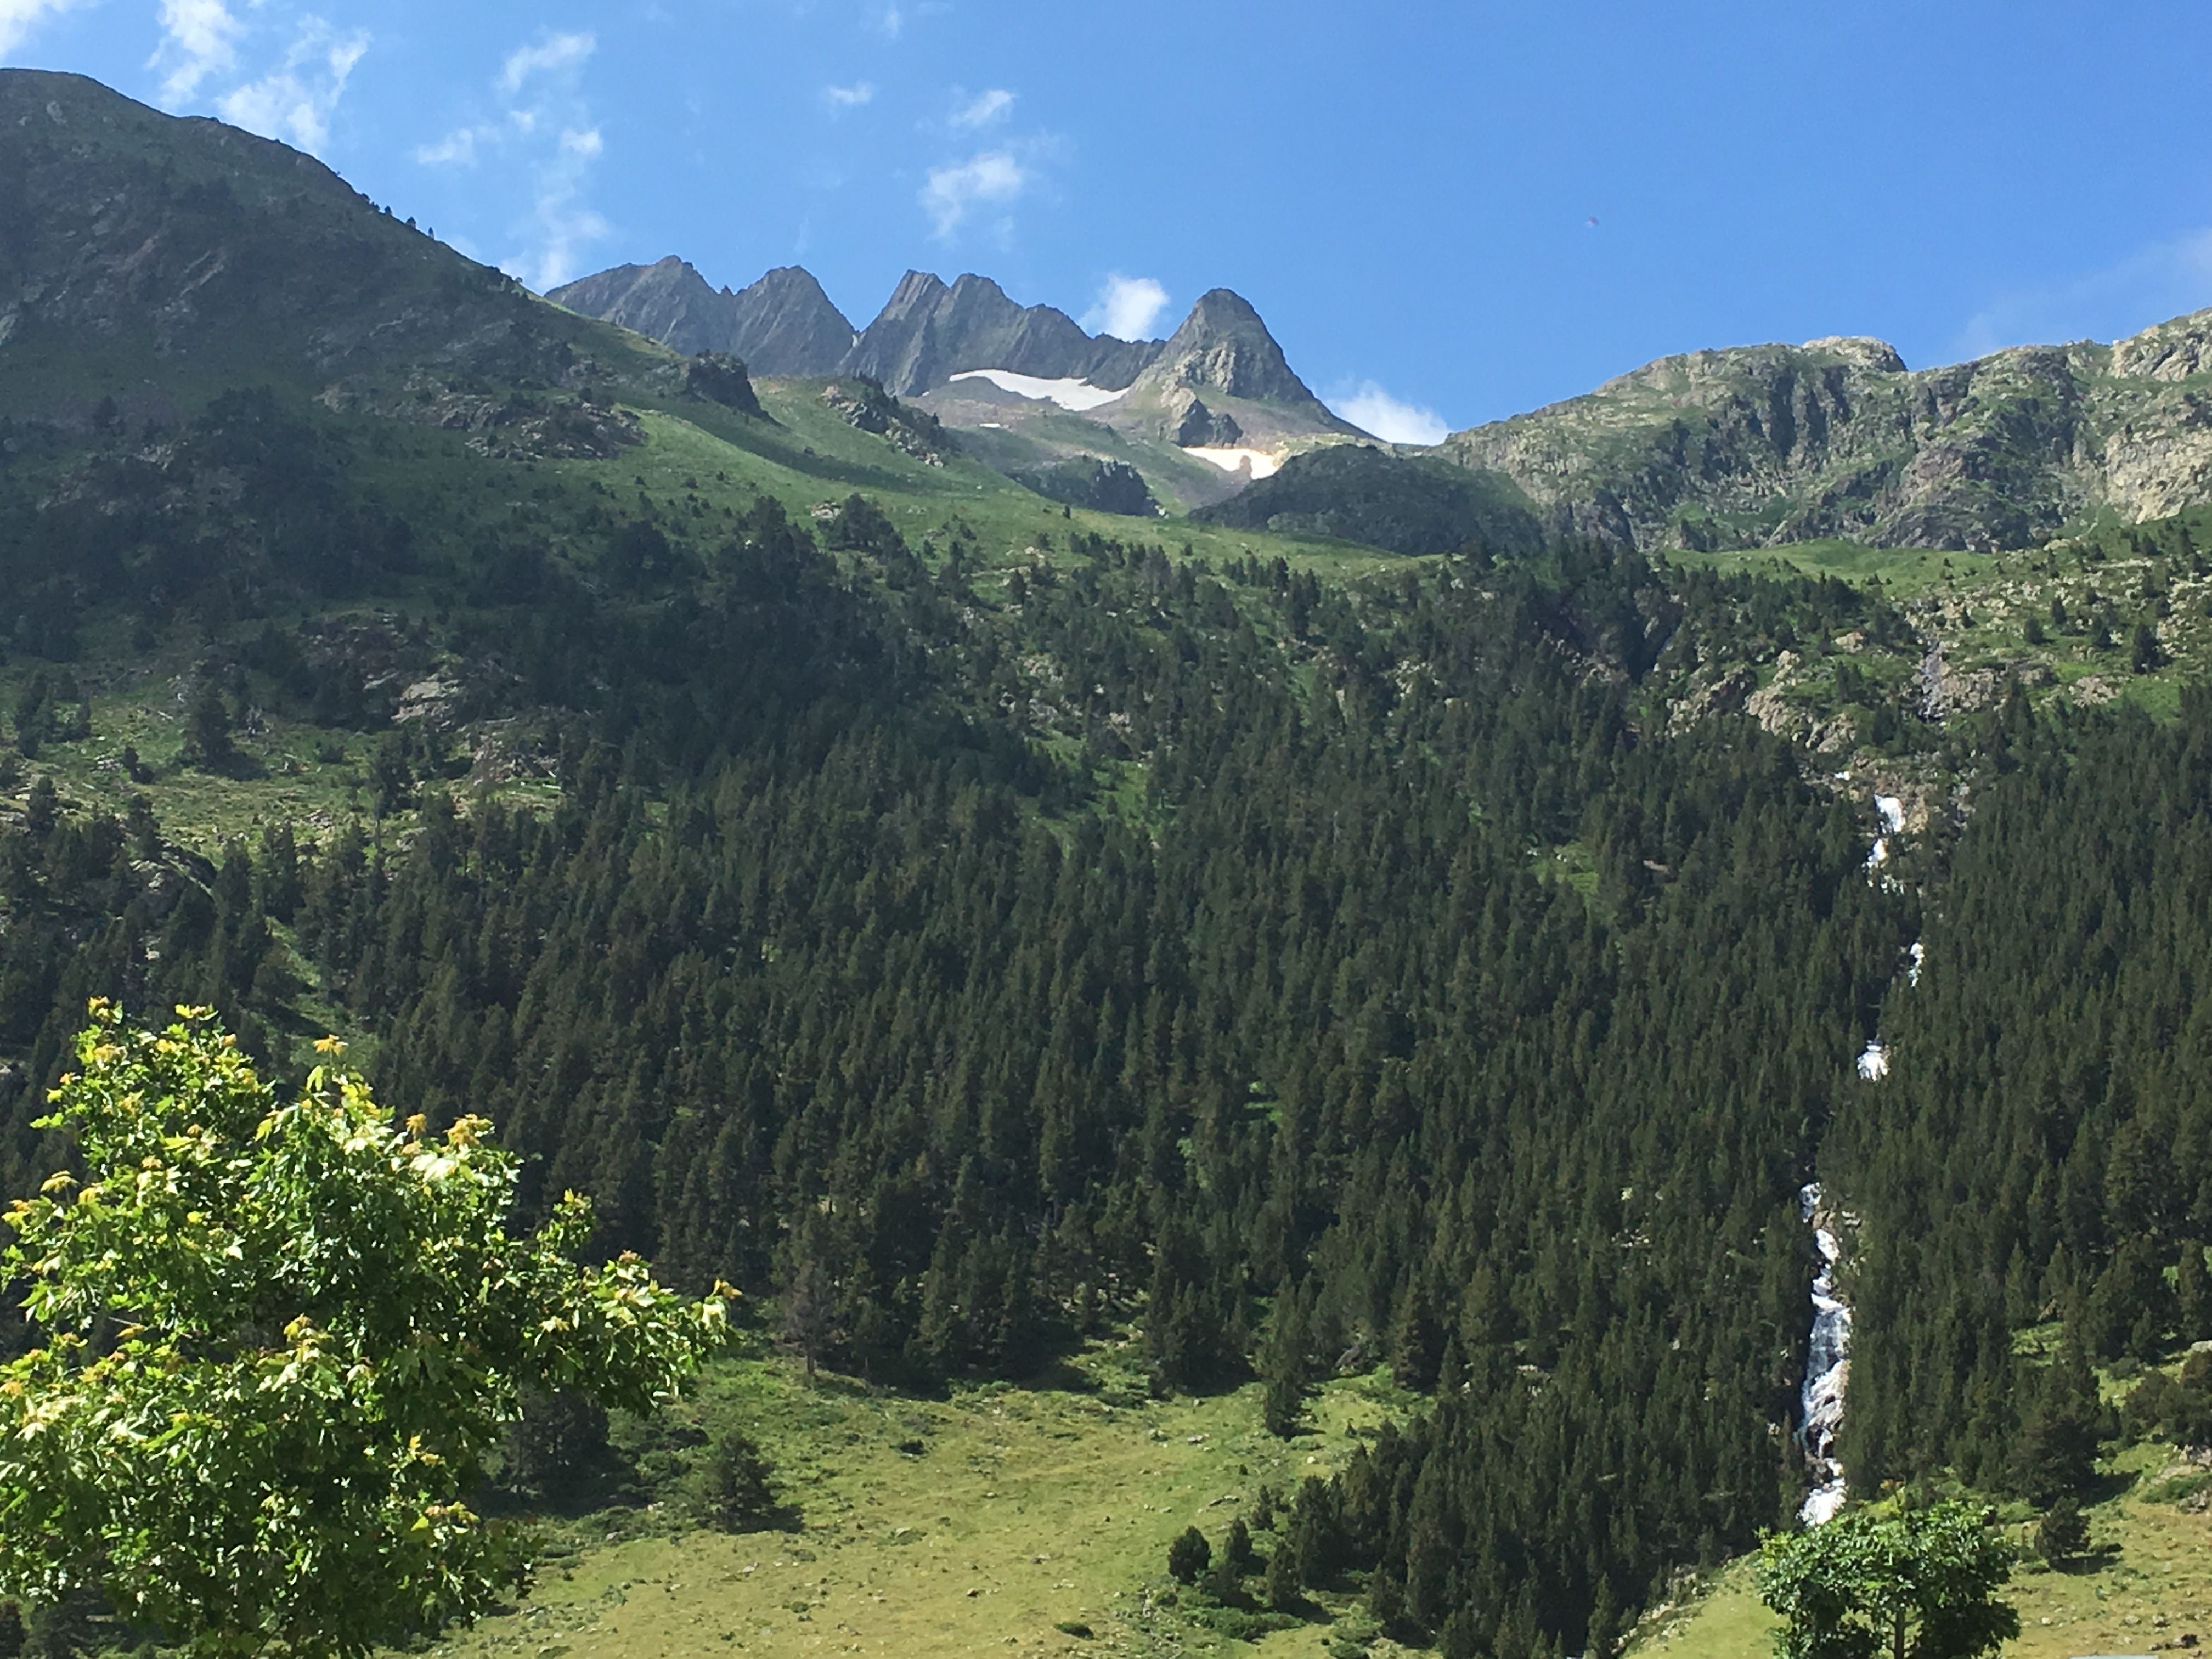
[4,0,2210,439]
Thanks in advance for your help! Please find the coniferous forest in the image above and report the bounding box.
[15,461,2208,1654]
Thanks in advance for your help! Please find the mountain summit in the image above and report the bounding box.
[547,259,855,378]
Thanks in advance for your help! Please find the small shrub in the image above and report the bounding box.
[1167,1526,1211,1584]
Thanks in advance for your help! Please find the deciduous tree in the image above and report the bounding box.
[0,1003,732,1659]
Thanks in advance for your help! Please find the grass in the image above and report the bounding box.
[1672,540,1971,600]
[1627,1440,2212,1659]
[427,1343,1420,1659]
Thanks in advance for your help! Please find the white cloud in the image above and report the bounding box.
[149,0,244,101]
[215,18,368,155]
[498,31,594,97]
[0,0,91,62]
[1330,381,1451,446]
[951,87,1014,129]
[919,148,1028,239]
[1953,228,2212,362]
[822,81,875,109]
[1082,274,1169,341]
[414,124,486,166]
[873,3,903,39]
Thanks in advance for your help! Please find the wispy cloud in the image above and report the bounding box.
[0,0,92,62]
[951,87,1014,129]
[415,31,609,291]
[1953,228,2212,363]
[822,81,875,110]
[145,1,367,156]
[150,0,244,100]
[1330,381,1450,446]
[215,17,368,154]
[872,3,903,40]
[498,31,594,97]
[1082,274,1170,341]
[919,148,1029,239]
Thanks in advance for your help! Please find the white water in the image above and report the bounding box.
[1855,1039,1889,1080]
[946,369,1128,412]
[1183,445,1284,480]
[1798,1182,1852,1525]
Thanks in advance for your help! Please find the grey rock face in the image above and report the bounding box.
[840,271,1159,396]
[1127,289,1329,409]
[548,258,854,377]
[1443,313,2212,551]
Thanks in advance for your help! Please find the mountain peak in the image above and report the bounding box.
[549,260,853,375]
[1132,287,1330,411]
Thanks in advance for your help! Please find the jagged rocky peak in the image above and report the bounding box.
[1131,288,1324,407]
[548,259,854,377]
[843,270,1157,396]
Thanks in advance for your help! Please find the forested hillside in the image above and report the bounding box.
[18,62,2212,1659]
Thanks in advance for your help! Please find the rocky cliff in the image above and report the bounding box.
[1443,315,2212,552]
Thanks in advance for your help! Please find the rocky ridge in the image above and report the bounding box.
[1443,315,2212,552]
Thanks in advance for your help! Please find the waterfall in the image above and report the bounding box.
[1797,1182,1851,1525]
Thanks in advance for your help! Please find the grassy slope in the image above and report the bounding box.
[0,363,1401,856]
[1634,1444,2212,1659]
[437,1344,1420,1659]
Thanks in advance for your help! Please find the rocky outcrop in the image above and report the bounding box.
[684,352,766,417]
[1172,396,1243,448]
[547,258,855,377]
[1443,311,2212,552]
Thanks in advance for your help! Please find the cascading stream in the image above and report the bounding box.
[1797,1181,1851,1525]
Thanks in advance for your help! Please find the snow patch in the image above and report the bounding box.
[947,369,1126,413]
[1855,1040,1888,1080]
[1908,939,1925,987]
[1875,795,1905,834]
[1798,1182,1852,1526]
[1183,446,1283,480]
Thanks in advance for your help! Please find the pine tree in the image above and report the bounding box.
[1167,1527,1210,1585]
[2179,1244,2211,1345]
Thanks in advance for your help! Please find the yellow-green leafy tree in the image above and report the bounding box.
[0,1003,733,1659]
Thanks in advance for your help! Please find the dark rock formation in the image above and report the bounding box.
[684,352,766,418]
[1014,457,1159,517]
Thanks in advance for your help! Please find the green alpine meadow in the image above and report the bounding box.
[5,52,2212,1659]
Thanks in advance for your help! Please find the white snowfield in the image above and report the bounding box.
[1798,1182,1852,1526]
[946,369,1127,412]
[1183,446,1284,480]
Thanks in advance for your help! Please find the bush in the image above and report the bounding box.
[2037,1494,2090,1562]
[689,1428,794,1534]
[1167,1526,1211,1585]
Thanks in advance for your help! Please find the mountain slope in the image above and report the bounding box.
[545,258,856,376]
[1441,318,2212,552]
[0,68,677,421]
